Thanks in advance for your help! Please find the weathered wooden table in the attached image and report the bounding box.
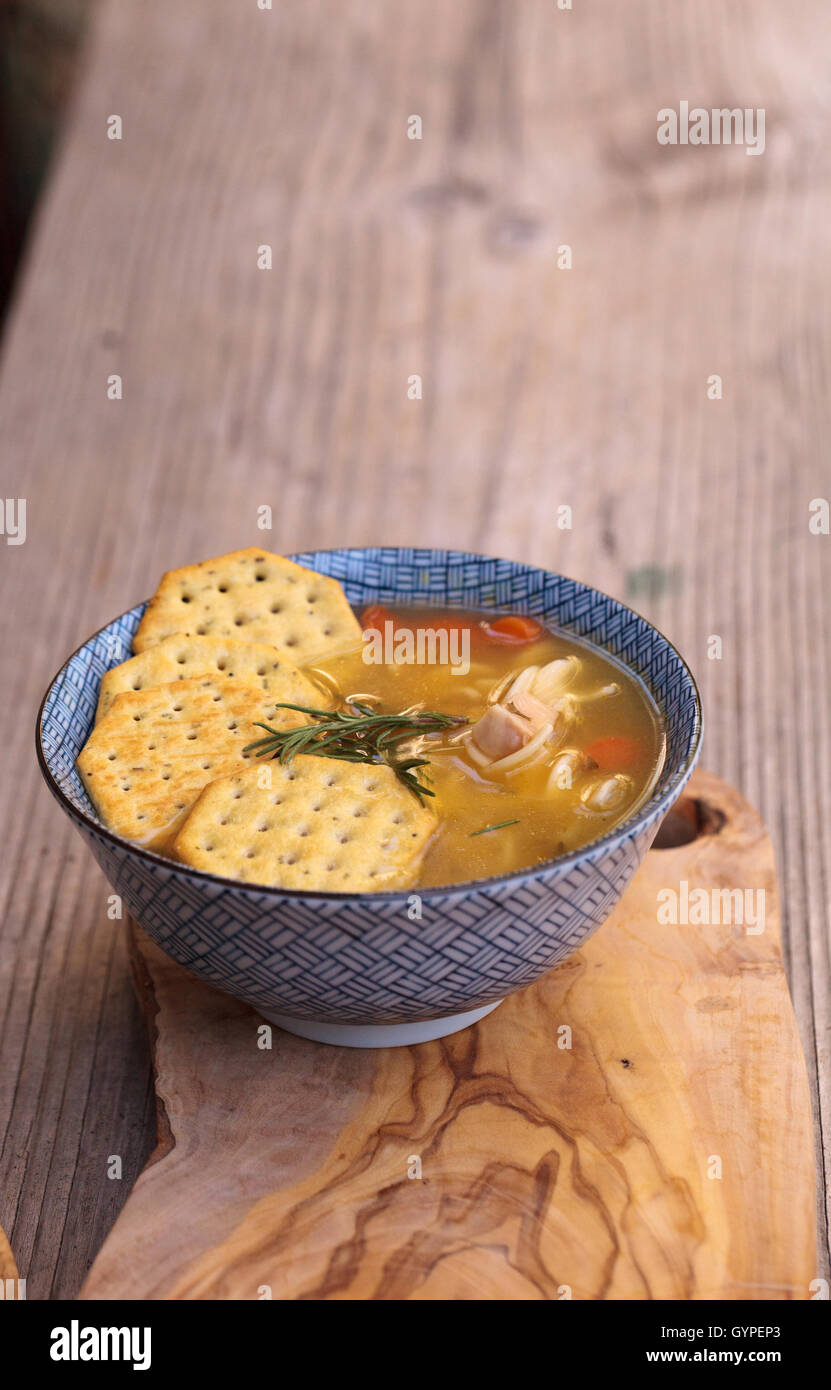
[0,0,828,1298]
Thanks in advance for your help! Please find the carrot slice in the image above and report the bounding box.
[584,735,642,771]
[481,614,546,645]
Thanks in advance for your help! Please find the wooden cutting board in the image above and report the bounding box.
[0,1229,18,1291]
[79,771,816,1300]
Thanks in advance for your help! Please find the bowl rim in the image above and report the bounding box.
[35,547,703,902]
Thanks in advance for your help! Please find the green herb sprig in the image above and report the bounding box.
[469,819,521,837]
[243,702,467,804]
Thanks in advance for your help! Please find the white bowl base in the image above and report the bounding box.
[261,1000,503,1048]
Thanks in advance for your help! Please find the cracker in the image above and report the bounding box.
[96,633,327,723]
[132,548,362,662]
[77,677,310,849]
[173,757,436,891]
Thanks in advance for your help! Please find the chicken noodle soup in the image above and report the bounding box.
[307,604,665,888]
[80,566,666,889]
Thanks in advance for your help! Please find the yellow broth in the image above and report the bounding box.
[305,605,665,888]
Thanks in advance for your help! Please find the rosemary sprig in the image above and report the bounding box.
[469,819,521,837]
[243,702,467,804]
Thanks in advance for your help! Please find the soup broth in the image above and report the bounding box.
[306,604,665,888]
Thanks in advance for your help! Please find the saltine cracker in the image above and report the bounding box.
[132,548,362,662]
[96,633,327,722]
[173,756,436,891]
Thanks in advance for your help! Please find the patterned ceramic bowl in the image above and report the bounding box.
[37,548,702,1047]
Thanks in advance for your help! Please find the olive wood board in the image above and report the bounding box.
[0,1229,18,1290]
[78,770,816,1300]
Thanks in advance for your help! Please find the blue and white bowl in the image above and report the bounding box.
[36,548,702,1047]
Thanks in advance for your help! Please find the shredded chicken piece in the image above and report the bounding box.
[471,668,581,766]
[507,690,554,729]
[469,703,533,761]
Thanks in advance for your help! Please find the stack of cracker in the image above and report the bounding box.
[77,549,434,889]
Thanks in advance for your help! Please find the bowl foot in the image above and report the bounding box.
[260,1000,503,1048]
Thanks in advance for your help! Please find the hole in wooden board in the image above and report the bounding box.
[651,796,726,849]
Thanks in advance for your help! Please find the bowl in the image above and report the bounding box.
[36,547,702,1047]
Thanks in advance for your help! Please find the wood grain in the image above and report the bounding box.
[0,0,828,1295]
[77,773,816,1301]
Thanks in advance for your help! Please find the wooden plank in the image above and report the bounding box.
[0,0,828,1293]
[79,773,816,1300]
